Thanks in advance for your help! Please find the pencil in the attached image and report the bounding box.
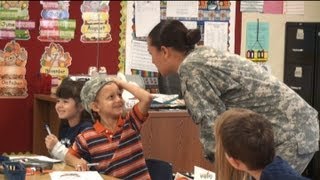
[87,163,99,167]
[45,124,51,135]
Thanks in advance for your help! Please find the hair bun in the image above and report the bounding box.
[186,29,201,45]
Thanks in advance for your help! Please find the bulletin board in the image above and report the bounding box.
[120,1,237,93]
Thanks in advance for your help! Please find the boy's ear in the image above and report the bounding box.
[225,153,247,171]
[90,102,99,112]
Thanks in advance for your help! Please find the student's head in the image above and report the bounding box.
[81,76,125,121]
[214,108,275,178]
[55,77,89,121]
[147,20,201,76]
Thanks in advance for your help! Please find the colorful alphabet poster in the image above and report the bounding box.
[40,42,72,92]
[80,1,112,43]
[38,1,76,42]
[0,40,28,98]
[0,1,35,40]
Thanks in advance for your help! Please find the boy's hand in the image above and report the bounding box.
[75,158,89,171]
[45,134,59,151]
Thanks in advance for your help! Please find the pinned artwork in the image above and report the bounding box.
[0,1,35,40]
[38,1,76,42]
[80,1,112,43]
[0,40,28,98]
[40,42,72,93]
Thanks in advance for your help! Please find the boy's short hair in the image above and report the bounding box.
[216,108,275,170]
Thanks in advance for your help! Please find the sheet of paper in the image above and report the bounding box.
[263,1,283,14]
[166,1,198,18]
[181,21,198,29]
[194,166,215,180]
[134,1,160,37]
[284,1,304,15]
[204,22,228,52]
[9,155,62,163]
[240,1,264,12]
[50,171,103,180]
[131,40,158,72]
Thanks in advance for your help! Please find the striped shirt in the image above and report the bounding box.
[68,105,151,179]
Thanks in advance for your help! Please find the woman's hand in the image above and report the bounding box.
[45,134,59,151]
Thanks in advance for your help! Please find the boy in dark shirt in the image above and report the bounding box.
[45,77,92,161]
[214,108,309,180]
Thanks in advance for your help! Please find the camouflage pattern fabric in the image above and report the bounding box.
[178,46,319,171]
[80,76,114,117]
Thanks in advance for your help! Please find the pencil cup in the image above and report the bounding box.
[2,161,26,180]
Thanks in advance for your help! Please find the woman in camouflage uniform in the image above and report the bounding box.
[147,19,319,174]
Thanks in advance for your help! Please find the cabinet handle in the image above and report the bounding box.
[290,86,302,90]
[292,48,303,52]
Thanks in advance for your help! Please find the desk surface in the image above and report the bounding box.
[0,162,117,180]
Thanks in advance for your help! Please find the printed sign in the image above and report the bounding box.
[80,1,112,43]
[40,42,72,93]
[38,1,76,42]
[0,40,28,98]
[0,1,35,40]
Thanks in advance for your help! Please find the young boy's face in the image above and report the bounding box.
[93,82,124,120]
[55,97,82,120]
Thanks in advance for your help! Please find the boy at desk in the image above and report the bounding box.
[214,108,309,180]
[64,76,153,179]
[45,77,92,161]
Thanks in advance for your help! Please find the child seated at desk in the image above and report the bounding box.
[45,77,92,161]
[64,76,153,179]
[214,108,309,180]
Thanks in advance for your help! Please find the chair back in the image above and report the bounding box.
[146,159,173,180]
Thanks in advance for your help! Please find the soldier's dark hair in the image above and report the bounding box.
[148,19,201,54]
[215,108,275,170]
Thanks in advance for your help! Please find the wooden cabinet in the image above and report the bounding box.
[33,94,214,173]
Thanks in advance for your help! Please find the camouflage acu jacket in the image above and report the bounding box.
[178,46,319,162]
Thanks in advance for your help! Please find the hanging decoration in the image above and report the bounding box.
[80,1,112,43]
[38,1,76,42]
[40,42,72,93]
[0,40,28,98]
[0,1,35,40]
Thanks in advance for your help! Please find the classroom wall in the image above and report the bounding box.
[0,1,121,154]
[240,1,320,81]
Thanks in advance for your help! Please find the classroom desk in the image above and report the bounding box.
[33,94,215,173]
[0,161,117,180]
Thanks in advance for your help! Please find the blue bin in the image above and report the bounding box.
[2,161,26,180]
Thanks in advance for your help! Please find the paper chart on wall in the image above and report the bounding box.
[130,40,158,72]
[284,1,304,15]
[166,1,198,18]
[204,22,229,52]
[240,1,264,12]
[134,1,160,37]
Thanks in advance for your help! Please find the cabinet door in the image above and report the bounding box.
[284,63,314,105]
[285,23,316,65]
[314,25,320,112]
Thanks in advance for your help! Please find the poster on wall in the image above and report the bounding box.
[245,21,269,62]
[0,1,35,40]
[0,40,28,98]
[80,1,112,43]
[38,1,76,42]
[40,42,72,93]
